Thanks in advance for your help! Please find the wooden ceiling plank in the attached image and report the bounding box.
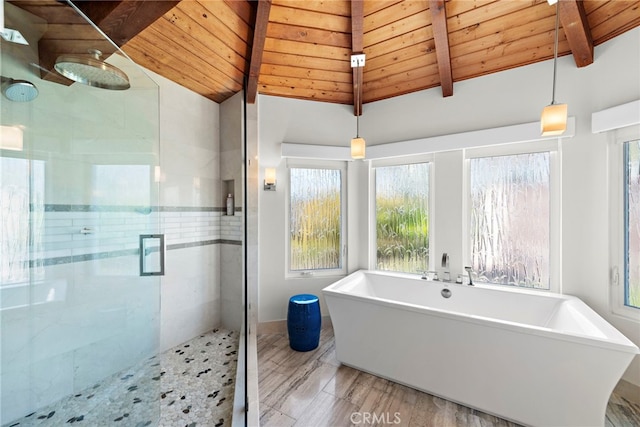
[224,0,254,25]
[558,0,594,67]
[9,1,87,24]
[129,35,241,95]
[364,1,428,34]
[269,4,351,33]
[258,84,352,104]
[352,0,364,116]
[429,0,453,97]
[262,51,349,73]
[152,11,246,74]
[449,3,555,47]
[365,63,440,93]
[450,13,557,60]
[267,22,351,48]
[452,39,572,81]
[247,0,272,104]
[364,8,430,47]
[587,1,640,45]
[124,39,235,103]
[452,28,571,69]
[143,18,245,82]
[179,2,251,60]
[261,64,353,84]
[446,0,498,18]
[364,1,404,16]
[138,25,243,92]
[364,26,434,65]
[366,41,436,73]
[273,0,351,16]
[76,0,181,47]
[197,0,253,45]
[41,23,105,40]
[365,51,438,83]
[448,0,547,33]
[264,38,351,61]
[584,0,636,27]
[258,74,352,94]
[364,66,441,103]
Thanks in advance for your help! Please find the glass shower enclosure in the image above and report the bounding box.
[1,1,161,425]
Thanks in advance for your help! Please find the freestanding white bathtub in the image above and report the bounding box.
[322,270,639,427]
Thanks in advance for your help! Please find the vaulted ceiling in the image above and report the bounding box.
[8,0,640,115]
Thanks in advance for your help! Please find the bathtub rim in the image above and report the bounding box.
[322,270,640,356]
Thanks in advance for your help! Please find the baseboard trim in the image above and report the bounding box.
[258,316,332,335]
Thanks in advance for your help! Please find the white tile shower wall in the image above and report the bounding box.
[220,214,243,242]
[160,244,220,351]
[26,209,225,263]
[0,256,160,425]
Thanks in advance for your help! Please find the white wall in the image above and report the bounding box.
[258,27,640,385]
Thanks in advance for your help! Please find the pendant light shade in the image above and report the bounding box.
[351,137,366,159]
[541,1,567,136]
[541,103,568,136]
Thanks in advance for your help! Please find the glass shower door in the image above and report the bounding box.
[1,1,162,425]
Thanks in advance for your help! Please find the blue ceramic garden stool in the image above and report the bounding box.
[287,294,321,352]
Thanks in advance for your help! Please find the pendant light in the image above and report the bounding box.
[351,54,366,159]
[351,116,365,159]
[541,1,567,136]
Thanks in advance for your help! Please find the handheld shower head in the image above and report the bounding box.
[1,77,38,102]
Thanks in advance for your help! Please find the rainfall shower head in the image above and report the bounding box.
[1,77,38,102]
[54,49,130,90]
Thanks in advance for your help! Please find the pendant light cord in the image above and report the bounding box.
[355,67,361,137]
[551,1,559,105]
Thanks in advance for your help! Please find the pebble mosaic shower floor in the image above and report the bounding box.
[4,329,238,427]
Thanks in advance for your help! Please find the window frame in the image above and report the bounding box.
[464,140,561,293]
[285,159,348,278]
[609,125,640,321]
[369,154,434,272]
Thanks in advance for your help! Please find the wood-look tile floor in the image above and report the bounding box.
[258,327,640,427]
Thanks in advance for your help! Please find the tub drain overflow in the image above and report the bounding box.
[441,288,452,298]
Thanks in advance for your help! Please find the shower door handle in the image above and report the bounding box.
[139,234,165,276]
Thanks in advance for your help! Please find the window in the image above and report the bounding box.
[288,164,345,275]
[374,162,430,273]
[623,140,640,309]
[468,152,551,289]
[1,156,45,285]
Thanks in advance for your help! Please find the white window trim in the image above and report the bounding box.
[369,154,435,272]
[609,125,640,321]
[464,140,561,293]
[285,158,348,278]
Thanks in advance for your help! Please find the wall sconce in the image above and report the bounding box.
[264,167,276,191]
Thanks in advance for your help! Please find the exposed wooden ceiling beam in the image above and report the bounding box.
[246,0,272,104]
[29,0,180,84]
[76,0,181,47]
[429,0,453,97]
[558,0,594,67]
[351,0,364,116]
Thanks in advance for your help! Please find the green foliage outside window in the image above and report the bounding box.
[375,163,430,273]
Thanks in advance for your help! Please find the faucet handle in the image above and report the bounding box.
[464,266,474,286]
